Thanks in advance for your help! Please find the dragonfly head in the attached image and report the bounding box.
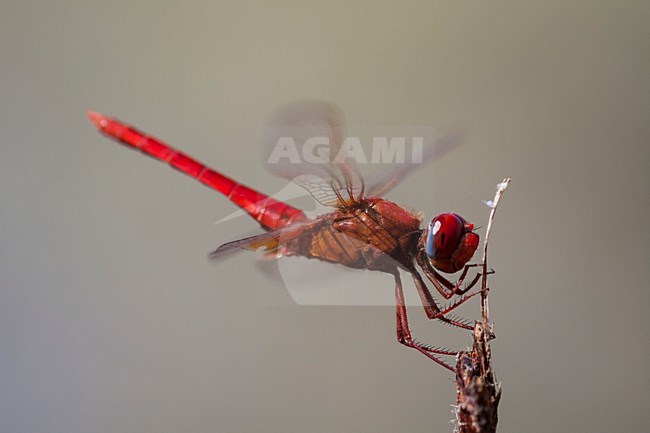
[422,213,479,273]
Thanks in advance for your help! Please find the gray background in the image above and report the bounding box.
[1,1,649,432]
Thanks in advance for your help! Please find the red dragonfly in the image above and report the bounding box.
[87,101,481,371]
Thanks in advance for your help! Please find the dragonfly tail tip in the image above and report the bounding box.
[86,110,106,129]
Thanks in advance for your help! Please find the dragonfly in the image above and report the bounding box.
[87,101,482,372]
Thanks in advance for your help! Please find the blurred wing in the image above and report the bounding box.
[364,129,464,197]
[262,100,364,207]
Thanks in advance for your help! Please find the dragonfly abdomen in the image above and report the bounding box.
[87,111,306,230]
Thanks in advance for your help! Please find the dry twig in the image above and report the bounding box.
[453,178,510,433]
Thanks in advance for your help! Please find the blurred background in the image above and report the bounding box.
[1,1,648,432]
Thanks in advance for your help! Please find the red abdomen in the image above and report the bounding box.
[87,111,307,230]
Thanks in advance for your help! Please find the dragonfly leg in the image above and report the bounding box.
[411,271,477,331]
[418,254,482,299]
[393,271,456,372]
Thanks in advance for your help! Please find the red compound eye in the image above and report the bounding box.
[425,212,479,273]
[425,213,465,260]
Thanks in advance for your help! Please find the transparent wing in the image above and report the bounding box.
[262,100,364,207]
[208,231,281,260]
[208,219,316,260]
[364,129,464,197]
